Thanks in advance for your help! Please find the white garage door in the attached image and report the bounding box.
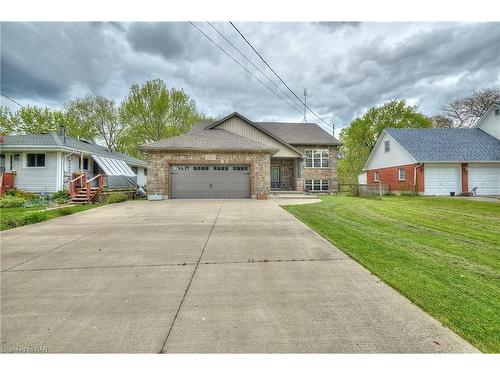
[468,164,500,195]
[424,164,461,196]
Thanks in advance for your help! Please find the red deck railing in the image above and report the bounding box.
[0,172,15,196]
[69,173,105,202]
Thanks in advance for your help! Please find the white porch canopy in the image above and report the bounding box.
[91,154,136,177]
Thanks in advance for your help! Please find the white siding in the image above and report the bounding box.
[215,117,300,158]
[136,167,146,187]
[358,172,367,184]
[477,106,500,140]
[13,152,59,193]
[364,132,416,170]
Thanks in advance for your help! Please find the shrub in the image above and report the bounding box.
[55,197,68,205]
[57,207,73,216]
[23,198,49,208]
[107,192,128,204]
[21,211,48,224]
[0,196,26,208]
[5,188,37,200]
[53,189,70,201]
[400,190,419,197]
[3,211,48,229]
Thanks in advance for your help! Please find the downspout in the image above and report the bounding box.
[414,163,423,193]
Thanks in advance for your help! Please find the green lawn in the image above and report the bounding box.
[284,195,500,353]
[0,204,101,231]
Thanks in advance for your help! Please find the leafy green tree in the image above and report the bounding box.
[338,99,432,183]
[119,79,202,157]
[4,106,65,134]
[0,106,16,134]
[65,95,124,150]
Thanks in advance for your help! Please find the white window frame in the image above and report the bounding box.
[373,171,380,182]
[305,149,330,168]
[78,157,90,170]
[384,140,390,152]
[25,153,46,168]
[398,168,406,181]
[305,179,330,192]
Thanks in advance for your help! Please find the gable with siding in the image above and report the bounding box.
[213,116,301,158]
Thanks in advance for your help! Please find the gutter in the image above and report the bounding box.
[1,145,146,167]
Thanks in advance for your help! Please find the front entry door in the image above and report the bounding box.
[271,166,280,189]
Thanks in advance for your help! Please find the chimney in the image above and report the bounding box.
[59,126,66,144]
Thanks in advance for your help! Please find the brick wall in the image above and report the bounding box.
[461,163,468,193]
[294,145,339,192]
[270,158,295,190]
[366,163,423,192]
[146,150,271,198]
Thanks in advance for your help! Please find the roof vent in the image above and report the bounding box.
[80,139,92,144]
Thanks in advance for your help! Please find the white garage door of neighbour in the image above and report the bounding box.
[424,164,461,196]
[468,164,500,195]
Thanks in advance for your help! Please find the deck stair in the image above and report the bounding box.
[69,174,105,204]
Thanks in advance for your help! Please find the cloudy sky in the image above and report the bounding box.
[1,22,499,134]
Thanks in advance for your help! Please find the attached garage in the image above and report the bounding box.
[468,164,500,195]
[424,164,461,196]
[170,165,251,199]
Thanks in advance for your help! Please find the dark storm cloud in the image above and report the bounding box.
[1,21,499,132]
[314,22,361,32]
[125,22,220,63]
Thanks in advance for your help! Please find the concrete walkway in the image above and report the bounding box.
[0,200,478,353]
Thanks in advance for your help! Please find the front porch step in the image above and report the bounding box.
[269,192,318,199]
[270,190,308,195]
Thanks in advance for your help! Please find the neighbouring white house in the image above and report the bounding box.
[0,130,147,196]
[360,101,500,196]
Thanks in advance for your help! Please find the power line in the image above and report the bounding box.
[229,21,333,129]
[189,22,304,117]
[206,22,304,114]
[1,92,23,108]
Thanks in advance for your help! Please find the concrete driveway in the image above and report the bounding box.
[1,199,477,353]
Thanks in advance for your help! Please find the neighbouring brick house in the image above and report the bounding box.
[360,102,500,196]
[141,112,341,199]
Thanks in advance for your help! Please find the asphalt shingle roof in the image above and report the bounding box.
[256,122,341,145]
[1,133,147,166]
[189,119,341,145]
[385,128,500,162]
[141,129,279,153]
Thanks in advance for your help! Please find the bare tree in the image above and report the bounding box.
[440,88,500,128]
[432,115,454,128]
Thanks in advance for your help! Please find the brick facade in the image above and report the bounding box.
[146,150,271,198]
[146,145,339,198]
[366,163,424,193]
[293,145,339,192]
[270,158,295,190]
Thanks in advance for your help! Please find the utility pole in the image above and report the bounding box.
[303,89,307,123]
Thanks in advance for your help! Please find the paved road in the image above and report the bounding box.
[0,200,478,353]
